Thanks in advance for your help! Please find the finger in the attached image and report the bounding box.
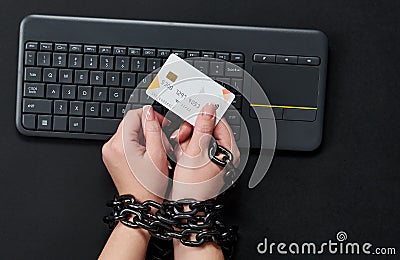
[170,121,193,143]
[214,117,233,144]
[214,118,240,167]
[141,105,166,156]
[122,109,146,156]
[186,103,216,156]
[155,111,171,127]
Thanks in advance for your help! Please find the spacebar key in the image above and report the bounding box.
[85,118,121,134]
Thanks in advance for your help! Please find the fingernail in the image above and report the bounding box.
[145,105,154,120]
[200,103,215,119]
[170,129,179,140]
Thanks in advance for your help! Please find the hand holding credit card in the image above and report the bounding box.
[146,54,235,126]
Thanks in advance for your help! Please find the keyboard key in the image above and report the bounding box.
[25,42,38,50]
[24,83,45,97]
[193,60,209,74]
[106,72,120,86]
[23,98,52,114]
[115,56,130,71]
[276,55,298,64]
[69,44,82,53]
[53,53,67,67]
[225,110,241,125]
[90,71,104,85]
[116,104,127,118]
[201,51,215,58]
[46,84,61,99]
[232,95,242,109]
[99,46,112,54]
[37,52,51,66]
[231,125,240,141]
[24,67,41,82]
[59,69,73,83]
[40,42,53,51]
[298,56,320,66]
[125,88,139,103]
[121,72,136,87]
[101,103,115,117]
[137,73,153,88]
[109,88,124,102]
[143,48,156,57]
[157,49,171,58]
[62,85,76,99]
[187,51,200,58]
[37,115,52,130]
[231,78,243,92]
[77,86,92,100]
[43,68,58,82]
[22,114,36,129]
[68,54,83,68]
[53,116,68,131]
[25,51,36,66]
[99,56,114,70]
[128,47,141,56]
[172,50,186,58]
[69,117,83,132]
[54,100,68,115]
[131,57,146,72]
[209,61,224,76]
[54,43,68,52]
[74,70,89,84]
[84,55,98,69]
[85,102,100,117]
[93,87,108,101]
[253,54,275,63]
[230,53,244,62]
[69,101,84,116]
[283,109,316,122]
[225,63,243,77]
[146,58,161,72]
[85,118,120,134]
[216,52,229,60]
[84,45,97,53]
[215,77,230,86]
[114,47,127,55]
[140,89,153,104]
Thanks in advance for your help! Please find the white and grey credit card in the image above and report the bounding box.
[146,54,235,126]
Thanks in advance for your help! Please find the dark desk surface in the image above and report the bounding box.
[1,0,399,259]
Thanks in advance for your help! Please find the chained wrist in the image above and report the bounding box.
[104,194,237,258]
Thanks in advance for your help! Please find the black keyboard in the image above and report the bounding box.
[21,40,244,136]
[16,15,328,151]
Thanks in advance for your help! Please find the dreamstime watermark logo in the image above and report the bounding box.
[257,231,396,256]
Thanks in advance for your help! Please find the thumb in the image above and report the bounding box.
[186,103,216,156]
[142,105,166,157]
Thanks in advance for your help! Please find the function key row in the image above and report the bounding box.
[253,53,320,66]
[25,42,244,61]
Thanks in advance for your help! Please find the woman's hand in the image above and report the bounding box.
[102,105,170,203]
[170,103,240,260]
[170,103,240,200]
[100,106,171,260]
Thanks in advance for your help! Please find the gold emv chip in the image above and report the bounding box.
[166,71,178,82]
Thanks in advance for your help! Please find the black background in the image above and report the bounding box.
[0,0,399,259]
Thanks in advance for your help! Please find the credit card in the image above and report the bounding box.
[146,54,235,126]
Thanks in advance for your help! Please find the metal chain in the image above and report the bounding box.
[104,195,237,259]
[104,141,238,259]
[209,141,238,193]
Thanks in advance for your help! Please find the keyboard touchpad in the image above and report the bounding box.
[251,64,319,107]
